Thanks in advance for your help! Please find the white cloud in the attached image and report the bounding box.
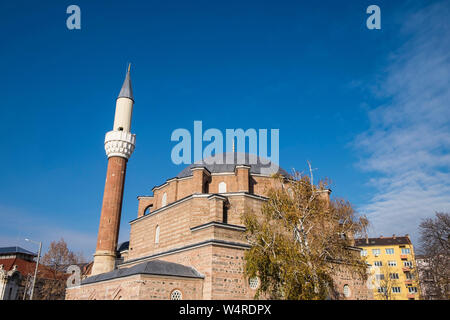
[354,1,450,246]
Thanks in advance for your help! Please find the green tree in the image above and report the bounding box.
[243,170,369,300]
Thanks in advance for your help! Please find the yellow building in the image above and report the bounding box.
[355,235,420,300]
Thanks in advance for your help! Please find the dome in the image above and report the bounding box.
[176,152,290,178]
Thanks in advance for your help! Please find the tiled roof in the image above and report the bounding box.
[82,259,204,285]
[0,246,37,256]
[355,236,411,247]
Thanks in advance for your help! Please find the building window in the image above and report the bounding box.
[377,287,386,293]
[385,248,394,255]
[404,261,413,267]
[388,261,397,267]
[249,277,260,289]
[360,250,367,257]
[390,273,399,280]
[374,261,383,267]
[155,225,160,244]
[343,285,351,298]
[408,287,418,293]
[144,204,153,216]
[406,272,414,280]
[161,193,167,207]
[372,249,381,256]
[170,289,182,300]
[392,287,401,293]
[376,274,385,280]
[401,248,411,255]
[218,182,227,193]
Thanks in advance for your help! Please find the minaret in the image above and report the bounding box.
[91,64,136,275]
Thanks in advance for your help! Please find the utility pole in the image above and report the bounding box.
[25,238,42,300]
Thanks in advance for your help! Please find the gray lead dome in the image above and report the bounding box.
[176,152,290,178]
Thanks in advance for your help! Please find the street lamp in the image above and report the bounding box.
[25,238,42,300]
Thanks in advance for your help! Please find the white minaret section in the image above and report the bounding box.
[104,65,136,160]
[113,97,133,132]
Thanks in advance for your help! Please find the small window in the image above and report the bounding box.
[118,127,124,131]
[388,261,397,267]
[343,285,351,298]
[218,182,227,193]
[144,204,153,216]
[406,272,414,280]
[170,289,182,300]
[372,249,381,256]
[377,287,386,293]
[249,277,260,289]
[374,261,383,267]
[389,273,399,280]
[401,248,411,255]
[376,274,385,280]
[408,287,418,293]
[360,250,367,257]
[392,287,401,293]
[385,248,395,255]
[161,193,167,207]
[155,225,160,244]
[404,261,413,267]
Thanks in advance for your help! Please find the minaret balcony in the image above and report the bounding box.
[104,130,136,159]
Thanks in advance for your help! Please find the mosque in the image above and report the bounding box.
[65,67,371,300]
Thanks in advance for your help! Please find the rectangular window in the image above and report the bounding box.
[408,287,418,293]
[372,249,381,256]
[388,261,397,266]
[404,261,413,267]
[390,273,399,279]
[360,250,367,257]
[406,272,414,280]
[392,287,401,293]
[376,274,385,280]
[377,287,386,293]
[385,248,395,255]
[374,261,383,267]
[401,248,411,254]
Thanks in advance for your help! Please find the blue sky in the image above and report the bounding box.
[0,0,448,258]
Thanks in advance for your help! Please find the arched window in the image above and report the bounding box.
[343,284,351,298]
[161,193,167,207]
[170,289,182,300]
[155,225,160,244]
[144,204,153,216]
[218,182,227,193]
[249,277,259,289]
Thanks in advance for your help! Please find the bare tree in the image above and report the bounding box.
[37,238,85,300]
[418,212,450,300]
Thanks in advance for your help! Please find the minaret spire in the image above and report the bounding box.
[118,63,134,102]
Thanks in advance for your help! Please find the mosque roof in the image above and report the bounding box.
[176,152,291,178]
[82,259,204,284]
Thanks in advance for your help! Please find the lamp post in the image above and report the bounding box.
[25,238,42,300]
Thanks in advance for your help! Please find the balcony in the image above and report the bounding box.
[404,279,413,285]
[400,254,408,260]
[407,293,415,299]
